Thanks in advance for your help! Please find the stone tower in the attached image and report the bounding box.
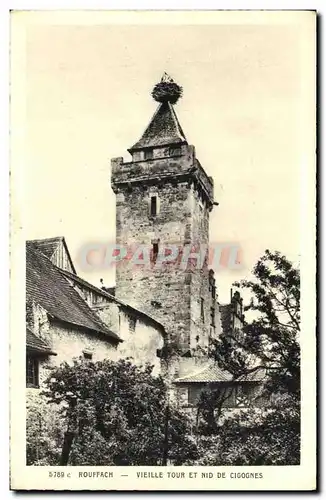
[111,74,217,368]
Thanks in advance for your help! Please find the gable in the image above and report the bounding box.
[28,237,76,274]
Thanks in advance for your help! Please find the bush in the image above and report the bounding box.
[195,393,300,466]
[42,358,198,466]
[26,391,64,465]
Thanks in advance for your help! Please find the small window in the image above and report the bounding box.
[152,243,159,263]
[235,385,251,408]
[144,149,153,160]
[128,316,136,333]
[200,298,205,322]
[210,307,215,327]
[150,196,157,216]
[178,387,190,407]
[83,352,93,360]
[26,355,39,388]
[188,386,201,406]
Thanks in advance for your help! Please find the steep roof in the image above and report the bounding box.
[236,367,266,382]
[174,364,232,383]
[26,328,57,355]
[59,268,166,335]
[26,243,121,343]
[129,101,187,151]
[29,236,76,274]
[174,364,266,384]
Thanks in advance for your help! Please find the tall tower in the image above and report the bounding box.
[111,74,216,361]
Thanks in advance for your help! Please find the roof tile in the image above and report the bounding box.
[174,363,233,383]
[174,364,266,383]
[26,242,121,343]
[130,101,187,150]
[26,328,56,354]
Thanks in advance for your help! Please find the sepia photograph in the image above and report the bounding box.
[10,9,316,490]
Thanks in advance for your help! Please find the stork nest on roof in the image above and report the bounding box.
[151,81,183,104]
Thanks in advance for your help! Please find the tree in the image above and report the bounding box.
[194,250,301,465]
[42,358,197,466]
[26,391,64,465]
[213,250,300,396]
[196,392,300,466]
[195,385,236,436]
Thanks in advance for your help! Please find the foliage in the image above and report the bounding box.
[194,251,301,466]
[26,391,64,465]
[42,357,197,466]
[196,393,300,466]
[213,250,300,396]
[195,385,235,436]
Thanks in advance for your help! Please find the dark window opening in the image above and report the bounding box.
[235,385,252,408]
[144,149,153,160]
[83,352,93,360]
[128,316,136,333]
[188,386,201,406]
[26,355,39,388]
[151,300,162,308]
[200,298,205,322]
[210,307,215,327]
[150,196,157,216]
[152,243,159,263]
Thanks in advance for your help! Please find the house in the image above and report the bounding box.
[26,237,165,389]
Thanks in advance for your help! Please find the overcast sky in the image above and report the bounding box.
[20,12,313,303]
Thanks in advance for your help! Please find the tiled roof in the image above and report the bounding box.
[26,328,56,355]
[174,364,266,383]
[237,367,266,382]
[102,286,115,296]
[26,243,121,343]
[59,269,114,299]
[174,364,233,383]
[59,269,166,334]
[129,101,187,150]
[28,237,64,260]
[28,236,76,274]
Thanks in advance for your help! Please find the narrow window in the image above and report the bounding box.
[144,149,153,160]
[83,352,93,360]
[210,307,215,327]
[152,243,159,263]
[177,387,189,407]
[235,385,251,408]
[128,316,136,333]
[26,355,39,388]
[200,298,205,322]
[150,196,157,216]
[188,386,201,406]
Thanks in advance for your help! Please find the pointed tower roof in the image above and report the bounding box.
[129,73,187,151]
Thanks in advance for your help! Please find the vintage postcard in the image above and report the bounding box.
[10,10,316,491]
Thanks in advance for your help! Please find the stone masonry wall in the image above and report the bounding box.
[114,179,193,348]
[112,148,214,357]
